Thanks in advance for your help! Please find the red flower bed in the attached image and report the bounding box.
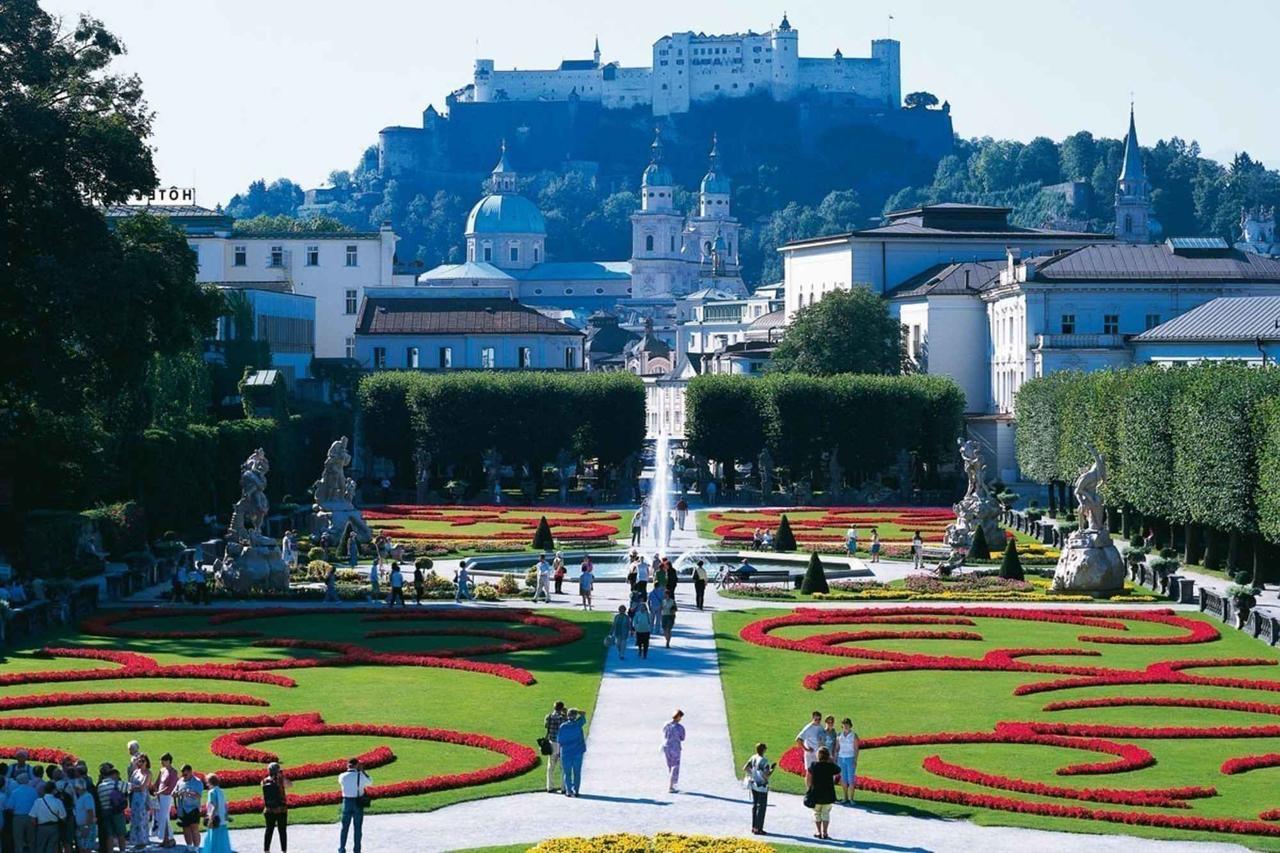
[1221,753,1280,775]
[0,690,270,712]
[0,714,289,732]
[361,505,623,543]
[1044,696,1280,717]
[709,506,953,543]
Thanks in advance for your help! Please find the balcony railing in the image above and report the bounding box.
[1033,333,1127,350]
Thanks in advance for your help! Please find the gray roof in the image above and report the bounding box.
[780,203,1108,248]
[241,369,281,387]
[1132,296,1280,342]
[1029,243,1280,282]
[104,204,226,218]
[886,260,1004,299]
[357,297,582,336]
[749,308,786,330]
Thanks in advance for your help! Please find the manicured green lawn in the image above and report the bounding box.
[0,607,610,827]
[364,506,634,558]
[715,607,1280,848]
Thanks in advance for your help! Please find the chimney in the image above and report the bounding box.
[1006,247,1021,279]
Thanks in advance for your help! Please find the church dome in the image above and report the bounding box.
[642,162,673,187]
[465,193,546,235]
[700,169,730,195]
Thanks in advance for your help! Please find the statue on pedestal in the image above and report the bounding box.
[826,446,844,501]
[1052,447,1124,592]
[938,437,1002,572]
[221,449,289,593]
[310,437,373,547]
[757,448,774,498]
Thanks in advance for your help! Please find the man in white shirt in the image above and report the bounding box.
[533,556,552,603]
[795,710,825,770]
[338,758,370,853]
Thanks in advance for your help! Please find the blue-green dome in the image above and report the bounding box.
[642,162,673,187]
[701,170,730,194]
[465,193,546,235]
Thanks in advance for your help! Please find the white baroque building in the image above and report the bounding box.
[459,15,900,116]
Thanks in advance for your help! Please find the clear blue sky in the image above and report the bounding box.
[40,0,1280,206]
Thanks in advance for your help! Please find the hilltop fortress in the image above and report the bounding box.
[457,14,900,115]
[376,15,947,183]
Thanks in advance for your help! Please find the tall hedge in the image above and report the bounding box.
[685,375,768,489]
[1113,366,1186,520]
[1258,397,1280,545]
[1014,371,1070,485]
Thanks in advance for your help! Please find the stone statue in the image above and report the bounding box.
[757,448,774,497]
[482,448,503,496]
[313,438,351,504]
[1052,446,1124,593]
[826,446,844,501]
[958,438,989,500]
[221,448,289,594]
[555,448,575,504]
[310,436,372,547]
[939,436,1002,572]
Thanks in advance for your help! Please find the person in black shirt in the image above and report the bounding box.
[805,746,840,840]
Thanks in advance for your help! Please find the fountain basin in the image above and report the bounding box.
[463,550,874,583]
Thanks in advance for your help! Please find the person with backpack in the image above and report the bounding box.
[743,742,774,835]
[96,767,128,853]
[29,781,67,853]
[261,762,289,852]
[337,758,370,853]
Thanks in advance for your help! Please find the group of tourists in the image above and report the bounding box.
[844,527,887,564]
[794,710,860,839]
[530,554,596,609]
[539,702,589,797]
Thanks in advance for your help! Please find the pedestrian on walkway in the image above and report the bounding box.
[557,710,587,797]
[795,711,824,770]
[692,560,708,610]
[324,563,339,603]
[337,758,370,853]
[654,559,667,591]
[367,554,379,597]
[542,702,567,793]
[200,773,231,853]
[630,512,642,546]
[662,710,685,793]
[845,527,858,557]
[578,559,594,610]
[155,752,178,848]
[743,743,774,835]
[610,606,630,660]
[631,605,652,658]
[31,781,67,853]
[647,584,665,632]
[412,563,425,605]
[532,555,552,603]
[454,566,475,604]
[660,590,677,648]
[911,531,924,571]
[806,747,840,840]
[387,562,405,607]
[665,512,675,544]
[189,561,208,604]
[869,528,881,563]
[348,529,360,571]
[552,553,566,595]
[837,718,859,804]
[174,764,202,849]
[261,761,289,852]
[128,753,152,847]
[664,558,678,595]
[675,498,688,530]
[706,479,717,506]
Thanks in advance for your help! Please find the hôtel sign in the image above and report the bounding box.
[127,186,197,205]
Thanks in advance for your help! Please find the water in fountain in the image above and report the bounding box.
[651,431,673,552]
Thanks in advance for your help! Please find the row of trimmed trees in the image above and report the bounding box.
[357,371,646,499]
[1014,363,1280,583]
[684,373,966,491]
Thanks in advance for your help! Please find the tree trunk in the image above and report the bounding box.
[1184,523,1198,565]
[1119,507,1130,539]
[1252,534,1265,589]
[1058,480,1071,513]
[1228,530,1242,575]
[1047,481,1058,517]
[724,457,737,491]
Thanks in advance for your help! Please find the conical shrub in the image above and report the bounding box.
[532,515,555,551]
[999,536,1023,580]
[775,514,797,552]
[801,552,829,594]
[970,524,991,560]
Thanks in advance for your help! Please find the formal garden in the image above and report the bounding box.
[0,606,610,826]
[364,505,634,557]
[716,605,1280,848]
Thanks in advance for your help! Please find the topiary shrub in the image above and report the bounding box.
[532,516,555,551]
[1128,534,1144,549]
[774,514,797,552]
[801,552,829,594]
[969,525,991,560]
[999,537,1024,581]
[496,573,520,595]
[307,547,326,563]
[414,556,434,571]
[307,560,332,580]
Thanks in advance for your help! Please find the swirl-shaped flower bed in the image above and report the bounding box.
[361,504,625,544]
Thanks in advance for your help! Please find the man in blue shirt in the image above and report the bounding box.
[7,773,38,852]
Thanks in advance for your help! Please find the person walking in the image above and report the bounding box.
[578,559,594,610]
[646,583,665,630]
[348,530,360,571]
[692,560,708,610]
[280,529,297,569]
[662,710,685,793]
[556,709,587,797]
[630,512,642,547]
[542,702,567,793]
[337,758,370,853]
[412,564,425,605]
[324,563,339,603]
[532,555,552,603]
[660,590,677,648]
[174,764,202,850]
[806,747,840,840]
[743,743,774,835]
[911,531,924,571]
[453,566,475,604]
[631,605,652,659]
[675,498,688,530]
[128,753,152,848]
[845,527,858,557]
[73,778,96,853]
[366,550,379,598]
[172,558,188,604]
[200,773,230,853]
[795,711,825,771]
[653,560,667,592]
[869,528,881,563]
[155,752,178,848]
[609,606,630,660]
[261,761,289,852]
[664,558,678,595]
[552,553,566,595]
[387,562,405,608]
[837,718,859,804]
[30,782,66,853]
[665,512,675,545]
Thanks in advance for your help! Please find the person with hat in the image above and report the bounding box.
[337,758,370,853]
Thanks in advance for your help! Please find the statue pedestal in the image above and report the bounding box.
[953,493,1002,552]
[1052,529,1125,593]
[220,543,289,594]
[312,501,372,545]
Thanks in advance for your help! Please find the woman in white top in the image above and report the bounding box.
[200,773,231,853]
[742,742,774,835]
[911,531,924,571]
[836,717,859,804]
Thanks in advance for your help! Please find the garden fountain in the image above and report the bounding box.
[650,431,674,552]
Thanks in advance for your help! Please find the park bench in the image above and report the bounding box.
[921,546,950,561]
[722,569,792,588]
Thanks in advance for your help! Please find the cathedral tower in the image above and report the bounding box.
[1114,106,1152,243]
[630,128,687,299]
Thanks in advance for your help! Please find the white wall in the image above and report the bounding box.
[783,242,853,317]
[898,295,989,413]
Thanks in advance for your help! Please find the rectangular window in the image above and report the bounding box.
[518,346,532,368]
[344,337,355,359]
[233,245,247,267]
[481,347,496,369]
[345,244,358,267]
[438,346,452,369]
[306,245,319,266]
[510,245,519,263]
[345,289,357,315]
[1145,313,1162,330]
[483,246,492,262]
[269,246,283,268]
[1060,314,1076,335]
[564,348,577,369]
[372,346,386,369]
[406,347,419,369]
[1103,314,1119,335]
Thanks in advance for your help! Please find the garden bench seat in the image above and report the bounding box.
[726,570,792,587]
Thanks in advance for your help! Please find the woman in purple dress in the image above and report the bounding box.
[662,709,686,793]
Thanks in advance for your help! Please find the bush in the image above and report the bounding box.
[82,501,148,556]
[999,537,1024,581]
[969,524,991,560]
[496,573,520,595]
[528,834,776,853]
[1159,547,1180,559]
[800,552,829,594]
[414,556,434,571]
[774,515,797,552]
[307,560,332,580]
[474,582,499,602]
[532,516,555,551]
[307,547,326,563]
[524,566,539,588]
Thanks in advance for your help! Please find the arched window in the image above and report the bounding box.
[533,246,540,263]
[670,235,676,251]
[1124,214,1133,234]
[645,235,654,252]
[704,240,712,253]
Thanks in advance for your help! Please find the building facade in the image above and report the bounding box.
[1131,295,1280,365]
[211,285,316,384]
[459,15,900,116]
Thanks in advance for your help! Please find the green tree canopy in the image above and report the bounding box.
[769,288,904,376]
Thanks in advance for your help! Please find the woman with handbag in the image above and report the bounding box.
[805,747,840,840]
[199,773,231,853]
[262,761,290,852]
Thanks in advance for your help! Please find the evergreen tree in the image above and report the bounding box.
[801,552,829,594]
[775,514,797,552]
[999,537,1024,581]
[970,524,991,560]
[532,516,555,551]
